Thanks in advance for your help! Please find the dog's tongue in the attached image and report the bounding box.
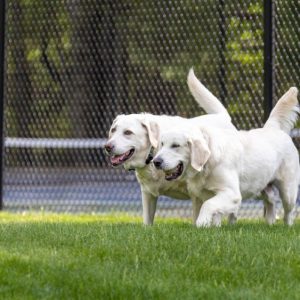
[110,150,130,165]
[165,164,182,181]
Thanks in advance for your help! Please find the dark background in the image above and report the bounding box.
[3,0,300,215]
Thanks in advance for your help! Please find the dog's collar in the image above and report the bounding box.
[127,147,154,171]
[145,147,154,165]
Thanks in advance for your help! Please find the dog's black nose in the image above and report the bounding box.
[104,143,114,154]
[153,157,163,169]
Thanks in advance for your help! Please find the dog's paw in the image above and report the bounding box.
[196,217,212,228]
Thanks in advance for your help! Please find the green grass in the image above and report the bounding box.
[0,213,300,300]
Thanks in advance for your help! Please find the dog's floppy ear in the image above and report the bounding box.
[142,120,160,148]
[188,135,210,172]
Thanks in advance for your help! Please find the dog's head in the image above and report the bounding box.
[153,129,210,181]
[105,114,159,169]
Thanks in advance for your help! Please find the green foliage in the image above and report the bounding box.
[1,212,300,299]
[5,0,265,140]
[6,0,73,139]
[5,1,299,145]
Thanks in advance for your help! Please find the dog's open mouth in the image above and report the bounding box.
[165,162,183,181]
[110,149,135,167]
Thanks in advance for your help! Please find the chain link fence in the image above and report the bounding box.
[3,0,300,219]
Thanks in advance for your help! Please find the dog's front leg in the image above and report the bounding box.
[196,189,242,227]
[196,170,241,227]
[192,198,203,224]
[141,190,158,225]
[192,192,221,225]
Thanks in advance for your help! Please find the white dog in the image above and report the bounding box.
[105,70,236,224]
[153,87,300,227]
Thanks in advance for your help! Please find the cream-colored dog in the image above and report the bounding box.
[153,87,300,226]
[105,70,237,224]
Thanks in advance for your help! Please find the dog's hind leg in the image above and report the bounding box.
[276,154,300,226]
[262,184,277,225]
[277,180,298,226]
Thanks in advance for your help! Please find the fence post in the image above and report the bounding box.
[0,0,6,210]
[218,0,227,103]
[263,0,274,122]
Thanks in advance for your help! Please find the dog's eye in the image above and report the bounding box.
[124,130,133,135]
[111,128,116,134]
[171,144,180,148]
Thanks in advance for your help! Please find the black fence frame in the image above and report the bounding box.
[0,0,276,210]
[0,0,6,210]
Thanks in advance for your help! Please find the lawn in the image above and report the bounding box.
[0,213,300,300]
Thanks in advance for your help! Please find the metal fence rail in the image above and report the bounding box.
[2,0,300,219]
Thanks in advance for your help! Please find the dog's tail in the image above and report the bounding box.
[264,87,299,133]
[187,68,231,121]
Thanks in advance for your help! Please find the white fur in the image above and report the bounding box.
[264,87,299,133]
[154,88,300,227]
[106,69,236,224]
[188,69,231,120]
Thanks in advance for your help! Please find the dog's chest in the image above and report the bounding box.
[136,167,189,199]
[187,174,209,199]
[159,180,189,199]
